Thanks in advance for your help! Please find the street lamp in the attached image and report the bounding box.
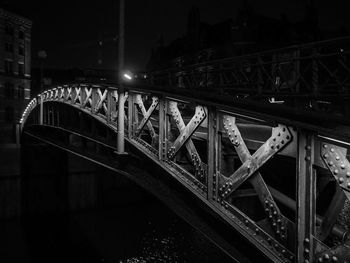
[123,72,133,80]
[117,0,125,153]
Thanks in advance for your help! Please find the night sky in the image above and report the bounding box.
[4,0,350,71]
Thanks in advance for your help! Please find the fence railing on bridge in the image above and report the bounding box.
[149,36,350,114]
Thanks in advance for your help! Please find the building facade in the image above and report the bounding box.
[0,8,31,143]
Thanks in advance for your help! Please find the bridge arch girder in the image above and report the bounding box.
[20,84,350,263]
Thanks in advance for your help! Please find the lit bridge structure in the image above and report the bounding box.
[20,37,350,263]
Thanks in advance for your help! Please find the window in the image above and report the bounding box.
[19,46,24,56]
[5,23,14,35]
[18,63,24,76]
[4,83,14,99]
[5,43,13,53]
[19,30,24,39]
[17,85,24,99]
[4,60,13,74]
[4,107,14,122]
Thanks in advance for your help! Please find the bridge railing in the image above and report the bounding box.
[149,36,350,103]
[21,83,350,262]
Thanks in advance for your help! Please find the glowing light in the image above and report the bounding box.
[123,73,132,80]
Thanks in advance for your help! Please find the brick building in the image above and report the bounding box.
[0,8,31,143]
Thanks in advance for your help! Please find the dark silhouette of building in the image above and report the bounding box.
[147,3,321,70]
[0,7,31,143]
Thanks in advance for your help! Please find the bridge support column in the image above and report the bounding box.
[39,94,43,125]
[207,108,218,201]
[158,99,168,161]
[117,89,125,153]
[296,131,316,263]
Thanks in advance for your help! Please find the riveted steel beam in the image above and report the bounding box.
[296,131,316,263]
[168,101,207,181]
[94,88,108,113]
[221,115,289,242]
[167,105,206,160]
[158,99,168,161]
[135,94,158,140]
[219,123,292,198]
[82,87,92,108]
[321,143,350,200]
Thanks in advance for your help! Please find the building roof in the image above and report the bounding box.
[0,7,32,27]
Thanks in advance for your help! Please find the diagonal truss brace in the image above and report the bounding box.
[219,122,292,198]
[94,88,108,112]
[220,115,290,240]
[169,101,207,179]
[167,105,206,160]
[82,87,92,108]
[66,87,72,101]
[135,95,158,139]
[321,143,350,200]
[73,87,81,104]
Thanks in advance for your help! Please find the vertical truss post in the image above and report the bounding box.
[91,88,98,114]
[158,98,168,161]
[107,88,113,124]
[296,130,316,263]
[117,89,125,153]
[39,94,43,125]
[207,107,218,201]
[127,93,133,138]
[80,86,86,108]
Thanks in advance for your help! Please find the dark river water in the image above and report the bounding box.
[0,185,234,263]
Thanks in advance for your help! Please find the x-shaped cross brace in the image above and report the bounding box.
[319,143,350,240]
[168,101,207,180]
[82,87,92,108]
[94,88,108,113]
[219,115,292,240]
[66,87,72,101]
[135,95,158,142]
[73,87,81,104]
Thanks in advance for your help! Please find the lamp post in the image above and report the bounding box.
[117,0,125,153]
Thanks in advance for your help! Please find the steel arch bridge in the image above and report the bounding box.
[20,82,350,262]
